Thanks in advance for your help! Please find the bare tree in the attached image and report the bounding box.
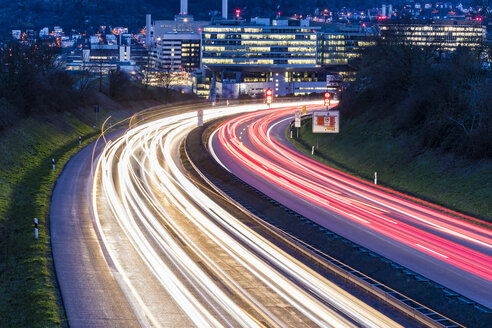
[155,61,181,92]
[108,67,128,98]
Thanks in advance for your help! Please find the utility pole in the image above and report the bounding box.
[94,105,100,127]
[98,60,103,92]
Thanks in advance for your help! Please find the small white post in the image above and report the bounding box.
[226,99,229,106]
[290,130,293,138]
[34,218,38,239]
[374,172,377,185]
[52,158,55,171]
[79,135,81,145]
[311,146,315,155]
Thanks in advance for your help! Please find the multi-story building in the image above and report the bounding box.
[379,19,485,51]
[318,24,378,66]
[151,13,207,72]
[152,32,201,72]
[202,18,320,68]
[200,18,377,98]
[201,18,329,98]
[65,40,139,76]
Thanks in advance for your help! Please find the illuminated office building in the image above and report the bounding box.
[200,19,378,98]
[318,24,378,66]
[379,20,485,52]
[202,18,328,98]
[153,33,201,72]
[202,18,320,67]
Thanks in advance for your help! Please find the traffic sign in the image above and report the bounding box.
[294,111,301,128]
[312,111,340,133]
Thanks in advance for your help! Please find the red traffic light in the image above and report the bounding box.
[266,88,273,104]
[324,92,331,106]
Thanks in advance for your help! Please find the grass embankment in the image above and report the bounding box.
[289,114,492,221]
[0,103,145,327]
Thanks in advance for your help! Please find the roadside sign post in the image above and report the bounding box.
[374,172,378,185]
[197,109,204,127]
[52,158,55,171]
[312,110,340,152]
[34,218,38,239]
[294,111,301,138]
[79,135,81,145]
[312,111,340,134]
[94,105,100,127]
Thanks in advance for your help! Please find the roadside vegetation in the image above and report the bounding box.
[0,41,197,327]
[289,44,492,221]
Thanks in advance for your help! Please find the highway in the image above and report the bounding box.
[83,102,404,327]
[209,103,492,309]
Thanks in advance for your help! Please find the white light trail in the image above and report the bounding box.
[90,102,402,328]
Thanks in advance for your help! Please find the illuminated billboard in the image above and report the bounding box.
[312,111,339,133]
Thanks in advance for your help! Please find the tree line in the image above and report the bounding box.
[339,42,492,159]
[0,40,195,131]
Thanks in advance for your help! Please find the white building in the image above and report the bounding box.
[39,27,49,37]
[12,30,21,40]
[54,26,63,37]
[90,35,101,44]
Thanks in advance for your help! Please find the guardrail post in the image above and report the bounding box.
[34,218,38,239]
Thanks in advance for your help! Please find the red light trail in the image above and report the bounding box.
[215,106,492,282]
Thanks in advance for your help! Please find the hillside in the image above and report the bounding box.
[0,91,194,326]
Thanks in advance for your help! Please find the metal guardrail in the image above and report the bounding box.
[182,133,483,328]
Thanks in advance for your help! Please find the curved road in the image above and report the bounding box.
[209,104,492,308]
[51,102,403,327]
[50,129,142,327]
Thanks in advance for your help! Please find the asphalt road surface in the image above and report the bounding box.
[50,129,142,328]
[51,102,405,328]
[209,104,492,309]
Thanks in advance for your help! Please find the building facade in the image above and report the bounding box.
[318,24,378,66]
[202,18,320,67]
[379,20,485,51]
[200,18,377,98]
[152,33,201,72]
